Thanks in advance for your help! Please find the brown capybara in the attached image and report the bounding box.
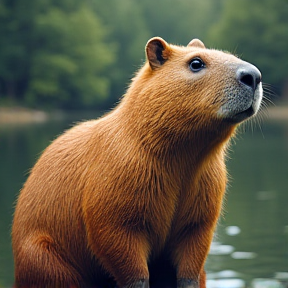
[12,37,263,288]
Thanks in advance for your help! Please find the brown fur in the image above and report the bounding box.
[12,37,262,288]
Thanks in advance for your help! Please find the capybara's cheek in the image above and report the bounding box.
[216,64,262,123]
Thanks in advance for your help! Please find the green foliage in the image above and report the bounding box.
[0,0,287,109]
[91,0,151,103]
[26,6,115,108]
[0,0,115,109]
[139,0,223,45]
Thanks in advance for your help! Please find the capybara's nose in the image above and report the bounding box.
[237,65,262,92]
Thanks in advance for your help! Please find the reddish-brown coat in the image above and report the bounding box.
[12,38,256,288]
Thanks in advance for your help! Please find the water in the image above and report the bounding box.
[206,119,288,287]
[0,115,287,287]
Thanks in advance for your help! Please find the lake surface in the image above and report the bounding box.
[0,114,287,288]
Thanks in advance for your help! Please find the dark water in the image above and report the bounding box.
[0,115,287,288]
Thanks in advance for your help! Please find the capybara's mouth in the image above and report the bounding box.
[221,82,263,124]
[231,105,255,123]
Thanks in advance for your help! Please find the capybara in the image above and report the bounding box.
[12,37,263,288]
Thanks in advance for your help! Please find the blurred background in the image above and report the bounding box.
[0,0,288,287]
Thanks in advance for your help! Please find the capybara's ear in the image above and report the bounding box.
[146,37,171,69]
[187,39,206,49]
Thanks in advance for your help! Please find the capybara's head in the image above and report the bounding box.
[123,37,263,140]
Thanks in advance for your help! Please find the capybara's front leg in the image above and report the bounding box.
[177,279,199,288]
[88,227,150,288]
[173,224,214,288]
[177,270,205,288]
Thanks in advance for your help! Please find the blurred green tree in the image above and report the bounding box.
[27,5,115,108]
[0,0,36,101]
[139,0,223,45]
[1,0,287,109]
[91,0,150,105]
[0,0,115,109]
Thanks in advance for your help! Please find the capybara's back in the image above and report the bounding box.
[12,37,263,288]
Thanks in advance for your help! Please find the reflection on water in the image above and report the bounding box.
[206,119,288,287]
[0,118,75,287]
[0,116,288,287]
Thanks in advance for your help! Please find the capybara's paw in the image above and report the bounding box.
[177,278,199,288]
[122,279,149,288]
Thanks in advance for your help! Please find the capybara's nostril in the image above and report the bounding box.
[237,66,261,92]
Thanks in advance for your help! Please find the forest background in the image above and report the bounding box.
[1,0,287,111]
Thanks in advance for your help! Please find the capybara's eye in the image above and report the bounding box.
[189,58,205,72]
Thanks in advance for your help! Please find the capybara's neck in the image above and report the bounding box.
[111,92,235,179]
